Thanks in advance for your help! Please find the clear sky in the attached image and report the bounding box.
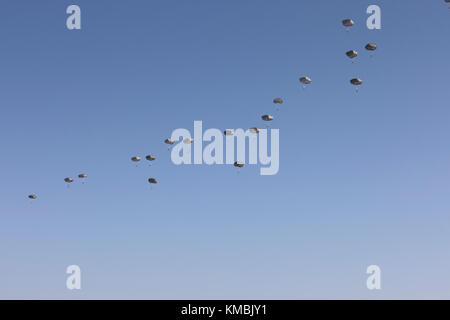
[1,0,450,299]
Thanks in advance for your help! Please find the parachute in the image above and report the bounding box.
[164,138,174,145]
[145,155,156,161]
[350,78,363,92]
[365,43,377,51]
[234,161,244,168]
[224,129,234,136]
[299,76,312,89]
[131,156,141,167]
[261,115,274,121]
[346,50,358,59]
[350,78,363,85]
[78,174,87,184]
[183,138,194,144]
[249,127,260,134]
[365,43,377,57]
[299,76,311,84]
[273,98,283,104]
[148,178,158,184]
[342,18,354,32]
[273,97,283,111]
[165,138,175,151]
[64,177,74,188]
[28,194,37,200]
[342,19,354,27]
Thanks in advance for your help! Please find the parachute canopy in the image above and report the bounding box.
[28,194,37,199]
[342,19,354,27]
[261,115,274,121]
[148,178,158,184]
[165,138,174,145]
[145,155,156,161]
[78,174,87,179]
[299,76,312,85]
[131,156,141,162]
[234,161,244,168]
[365,43,377,51]
[273,98,283,104]
[350,78,363,85]
[346,50,358,59]
[64,177,74,183]
[183,138,194,144]
[249,127,260,133]
[224,129,234,136]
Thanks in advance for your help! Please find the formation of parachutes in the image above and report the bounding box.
[342,19,378,91]
[27,16,380,200]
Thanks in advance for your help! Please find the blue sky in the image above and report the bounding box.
[1,0,450,299]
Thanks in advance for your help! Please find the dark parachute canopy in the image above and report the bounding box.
[346,50,358,59]
[342,19,354,27]
[28,194,37,199]
[249,127,260,133]
[148,178,158,184]
[299,76,312,85]
[350,78,363,85]
[261,114,274,121]
[131,156,141,162]
[64,177,74,183]
[164,138,174,145]
[224,129,234,136]
[145,155,156,161]
[78,173,87,179]
[234,161,244,168]
[273,98,283,104]
[365,43,377,51]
